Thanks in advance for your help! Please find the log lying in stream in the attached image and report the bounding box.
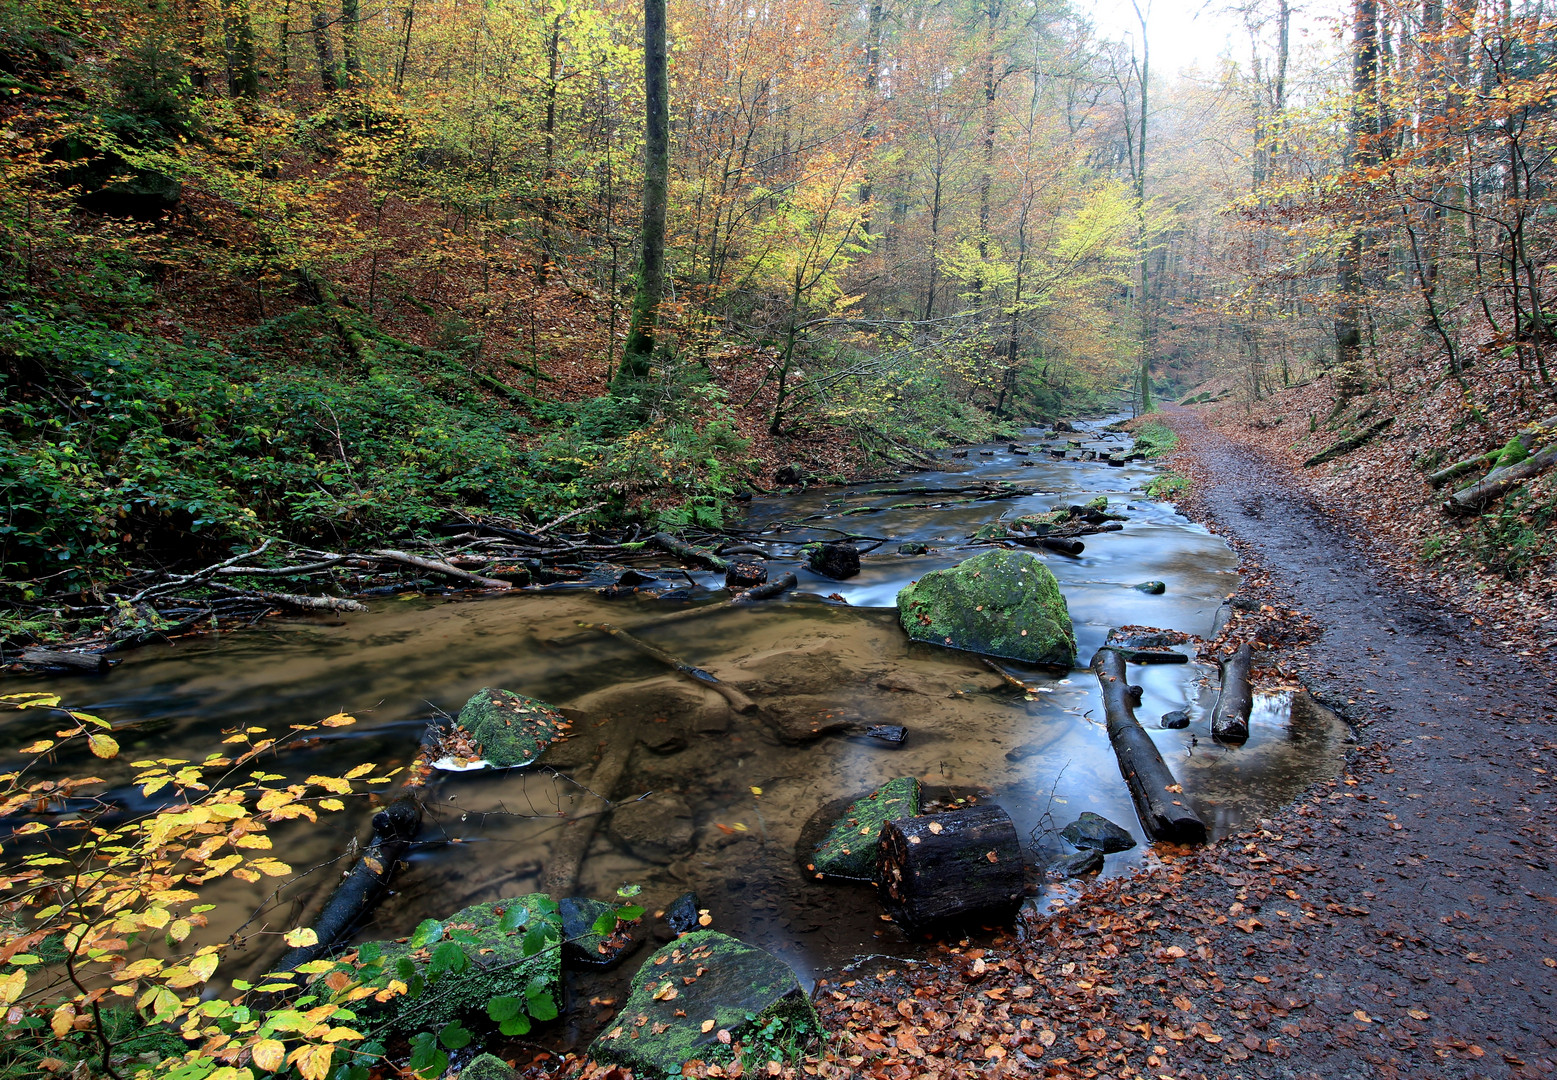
[877,804,1025,933]
[540,723,638,899]
[653,532,728,571]
[1211,642,1253,743]
[16,648,114,673]
[274,793,424,971]
[1090,649,1206,845]
[578,622,758,713]
[1442,442,1557,515]
[370,549,512,590]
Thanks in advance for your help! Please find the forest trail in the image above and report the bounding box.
[810,411,1557,1080]
[1150,406,1557,1077]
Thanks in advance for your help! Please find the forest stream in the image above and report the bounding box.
[5,420,1351,1051]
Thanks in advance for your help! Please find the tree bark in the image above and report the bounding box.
[371,549,512,590]
[876,805,1025,932]
[1302,415,1392,466]
[619,0,668,380]
[1336,0,1378,368]
[1090,649,1206,844]
[1443,442,1557,515]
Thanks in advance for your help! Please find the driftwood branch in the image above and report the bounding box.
[578,622,757,713]
[370,549,512,589]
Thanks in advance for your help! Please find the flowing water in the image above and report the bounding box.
[2,420,1349,1041]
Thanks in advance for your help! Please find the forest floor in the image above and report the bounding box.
[690,406,1557,1080]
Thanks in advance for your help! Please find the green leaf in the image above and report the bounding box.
[486,995,522,1023]
[428,940,467,977]
[395,957,415,982]
[409,919,444,949]
[498,905,531,933]
[590,910,618,937]
[407,1032,447,1079]
[526,987,559,1022]
[438,1022,472,1051]
[616,904,645,922]
[499,1015,532,1036]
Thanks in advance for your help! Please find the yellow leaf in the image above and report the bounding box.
[0,968,25,1005]
[251,858,293,877]
[188,952,220,982]
[318,799,344,812]
[19,740,54,754]
[321,1027,363,1043]
[306,776,351,795]
[344,763,375,779]
[285,927,320,948]
[51,1003,76,1037]
[88,733,120,759]
[168,919,192,943]
[232,868,260,883]
[319,713,356,728]
[234,833,272,849]
[289,1042,336,1080]
[140,906,171,930]
[750,786,762,796]
[250,1038,286,1073]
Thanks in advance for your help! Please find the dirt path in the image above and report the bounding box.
[811,408,1557,1080]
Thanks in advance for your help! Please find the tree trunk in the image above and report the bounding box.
[1444,443,1557,515]
[308,2,340,93]
[619,0,669,381]
[340,0,362,86]
[223,0,259,98]
[538,16,562,286]
[1090,649,1206,844]
[876,805,1025,932]
[1336,0,1378,368]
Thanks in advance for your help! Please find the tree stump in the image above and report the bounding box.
[876,805,1024,933]
[725,561,768,589]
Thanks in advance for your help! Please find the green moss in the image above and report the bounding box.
[362,894,562,1035]
[589,931,817,1078]
[1012,509,1072,533]
[812,777,921,880]
[1491,433,1532,470]
[1131,419,1179,458]
[897,550,1076,667]
[456,689,572,767]
[459,1054,518,1080]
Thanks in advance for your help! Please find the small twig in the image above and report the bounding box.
[534,502,606,536]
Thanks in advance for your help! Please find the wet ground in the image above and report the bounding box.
[0,418,1357,1053]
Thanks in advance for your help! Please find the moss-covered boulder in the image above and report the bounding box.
[459,1055,518,1080]
[811,777,921,881]
[359,894,562,1035]
[590,931,817,1078]
[896,550,1076,667]
[1012,509,1072,534]
[456,688,572,767]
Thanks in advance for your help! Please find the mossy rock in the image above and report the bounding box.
[1012,509,1071,534]
[459,1054,518,1080]
[897,550,1076,667]
[359,894,562,1035]
[972,521,1014,541]
[1082,495,1109,512]
[589,931,817,1078]
[456,688,572,767]
[812,777,921,881]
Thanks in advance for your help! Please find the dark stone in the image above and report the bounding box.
[1046,847,1104,880]
[589,931,817,1078]
[1059,812,1137,853]
[1107,455,1126,466]
[1054,420,1077,432]
[1133,580,1167,594]
[560,897,635,969]
[951,450,969,458]
[640,722,687,755]
[1005,741,1047,762]
[664,892,701,936]
[774,464,803,485]
[808,541,860,580]
[1160,710,1191,729]
[897,542,930,556]
[979,450,996,456]
[725,561,768,589]
[860,724,907,744]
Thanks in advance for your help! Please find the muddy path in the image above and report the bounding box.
[817,408,1557,1079]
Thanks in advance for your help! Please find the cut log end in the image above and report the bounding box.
[876,805,1025,934]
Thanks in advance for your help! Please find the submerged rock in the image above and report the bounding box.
[898,541,930,556]
[590,931,817,1078]
[608,792,694,863]
[812,777,922,880]
[1059,812,1137,853]
[360,894,562,1034]
[1160,709,1191,729]
[663,891,702,937]
[1133,580,1167,595]
[897,549,1076,667]
[455,688,572,768]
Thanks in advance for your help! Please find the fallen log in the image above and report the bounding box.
[1090,649,1206,845]
[371,549,511,590]
[578,622,757,713]
[274,793,424,971]
[1427,454,1493,488]
[1038,537,1085,556]
[1302,416,1393,467]
[208,583,369,613]
[877,804,1025,933]
[652,532,728,571]
[1210,642,1253,743]
[1443,442,1557,516]
[17,648,113,673]
[540,723,638,898]
[734,571,798,603]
